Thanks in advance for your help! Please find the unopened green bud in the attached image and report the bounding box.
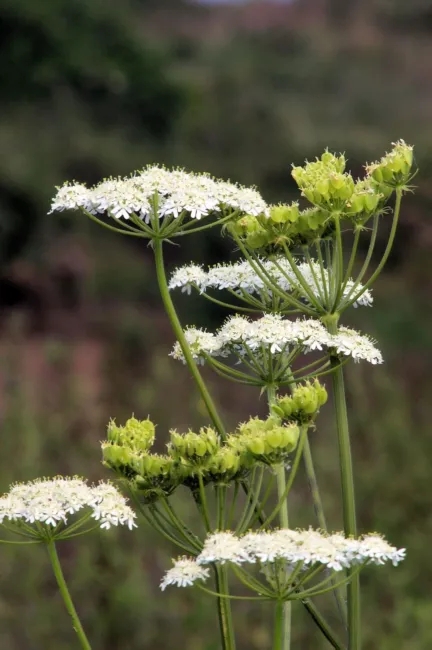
[313,380,328,407]
[248,437,266,455]
[102,443,135,469]
[246,231,270,249]
[280,424,300,451]
[292,385,319,415]
[275,396,294,419]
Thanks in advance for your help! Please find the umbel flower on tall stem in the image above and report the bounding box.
[0,477,137,650]
[45,140,414,650]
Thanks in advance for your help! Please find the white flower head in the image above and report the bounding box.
[195,529,405,575]
[168,257,373,309]
[50,166,268,225]
[171,316,383,367]
[160,557,210,590]
[197,531,252,565]
[331,326,383,364]
[170,328,223,364]
[0,477,137,532]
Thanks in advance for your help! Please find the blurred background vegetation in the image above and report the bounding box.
[0,0,431,648]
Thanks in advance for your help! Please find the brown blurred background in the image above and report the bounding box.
[0,0,431,648]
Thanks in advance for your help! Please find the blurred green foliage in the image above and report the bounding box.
[0,0,431,648]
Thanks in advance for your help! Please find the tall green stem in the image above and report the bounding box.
[267,386,291,650]
[153,238,227,440]
[47,541,92,650]
[326,317,360,650]
[215,566,237,650]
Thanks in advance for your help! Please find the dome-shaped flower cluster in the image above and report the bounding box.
[171,314,383,366]
[161,529,405,591]
[169,258,373,309]
[50,166,268,223]
[0,477,137,531]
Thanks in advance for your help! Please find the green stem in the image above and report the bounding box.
[326,318,360,650]
[214,566,237,650]
[267,386,291,650]
[273,600,285,650]
[153,238,227,439]
[302,599,345,650]
[46,541,92,650]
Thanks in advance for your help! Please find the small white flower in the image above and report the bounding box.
[0,477,137,531]
[160,557,210,590]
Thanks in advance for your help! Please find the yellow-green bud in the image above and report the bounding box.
[313,380,328,407]
[292,385,319,415]
[106,417,155,452]
[102,442,135,469]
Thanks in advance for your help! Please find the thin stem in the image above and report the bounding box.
[260,425,308,528]
[316,240,330,308]
[281,245,323,311]
[342,214,379,306]
[153,239,227,440]
[196,584,268,601]
[198,474,212,532]
[326,318,360,650]
[304,248,325,305]
[46,541,92,650]
[82,209,147,238]
[302,599,345,650]
[344,188,402,309]
[331,216,345,311]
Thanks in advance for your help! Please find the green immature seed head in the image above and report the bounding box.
[168,427,220,465]
[272,380,328,424]
[106,417,155,453]
[366,140,414,190]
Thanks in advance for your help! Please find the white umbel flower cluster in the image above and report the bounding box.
[160,557,210,590]
[198,530,405,570]
[160,529,405,590]
[169,258,373,308]
[0,477,137,531]
[50,166,268,222]
[170,314,383,365]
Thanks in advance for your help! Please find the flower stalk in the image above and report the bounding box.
[47,540,92,650]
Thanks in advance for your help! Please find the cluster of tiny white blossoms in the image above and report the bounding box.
[0,477,137,531]
[169,258,373,308]
[170,314,383,365]
[160,529,405,590]
[49,166,268,222]
[160,557,210,591]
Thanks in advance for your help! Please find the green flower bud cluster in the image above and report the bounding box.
[107,417,155,452]
[229,416,300,466]
[292,151,357,211]
[346,179,386,224]
[167,428,248,486]
[366,140,414,190]
[102,419,250,499]
[271,380,328,424]
[228,204,331,253]
[168,427,219,466]
[102,438,179,504]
